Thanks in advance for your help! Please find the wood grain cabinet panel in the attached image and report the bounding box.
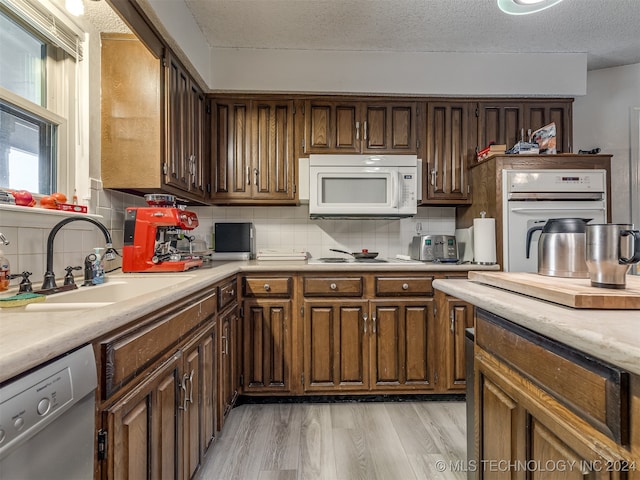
[370,300,435,389]
[303,300,370,391]
[243,276,292,297]
[211,98,296,204]
[424,101,472,204]
[303,276,364,297]
[242,299,293,393]
[438,292,474,392]
[304,100,417,154]
[474,309,635,480]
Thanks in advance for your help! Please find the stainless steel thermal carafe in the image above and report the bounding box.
[585,224,640,288]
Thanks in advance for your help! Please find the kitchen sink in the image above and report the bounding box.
[20,274,196,312]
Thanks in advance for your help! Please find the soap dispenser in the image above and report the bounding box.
[92,248,105,285]
[0,233,10,292]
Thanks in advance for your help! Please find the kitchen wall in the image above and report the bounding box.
[573,63,640,224]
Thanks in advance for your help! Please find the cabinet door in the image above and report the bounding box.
[425,102,471,202]
[524,101,573,153]
[218,305,238,429]
[477,375,525,480]
[251,100,296,200]
[211,99,251,201]
[370,299,435,390]
[165,54,190,191]
[304,100,360,154]
[104,354,181,480]
[363,102,417,154]
[243,298,293,392]
[303,300,369,391]
[477,101,524,152]
[181,323,216,480]
[188,82,207,198]
[440,295,474,392]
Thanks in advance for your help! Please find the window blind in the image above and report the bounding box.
[0,0,83,60]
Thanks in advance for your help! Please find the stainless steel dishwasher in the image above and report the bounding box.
[0,345,97,479]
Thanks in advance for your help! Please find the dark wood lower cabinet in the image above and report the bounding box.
[242,298,293,393]
[301,298,437,393]
[474,310,636,480]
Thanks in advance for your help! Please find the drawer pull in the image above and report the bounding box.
[179,373,189,411]
[363,313,368,333]
[187,369,194,404]
[372,315,377,334]
[402,283,409,290]
[264,283,270,291]
[228,289,235,297]
[330,283,337,290]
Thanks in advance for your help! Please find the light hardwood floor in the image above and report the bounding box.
[195,401,467,480]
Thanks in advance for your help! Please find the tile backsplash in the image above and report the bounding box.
[190,204,456,260]
[1,186,454,288]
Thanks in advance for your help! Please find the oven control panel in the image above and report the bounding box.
[505,169,607,193]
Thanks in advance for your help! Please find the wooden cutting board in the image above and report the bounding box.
[468,271,640,309]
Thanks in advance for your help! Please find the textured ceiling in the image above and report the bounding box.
[182,0,640,71]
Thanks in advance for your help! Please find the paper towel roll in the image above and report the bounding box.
[473,217,496,264]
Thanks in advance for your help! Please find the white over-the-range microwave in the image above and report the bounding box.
[299,154,420,219]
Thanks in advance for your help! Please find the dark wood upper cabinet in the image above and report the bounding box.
[423,101,473,204]
[477,99,573,153]
[304,100,418,155]
[211,97,296,204]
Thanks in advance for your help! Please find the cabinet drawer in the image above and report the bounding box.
[243,276,291,297]
[303,277,363,297]
[218,277,238,310]
[476,310,629,444]
[100,291,216,398]
[374,276,433,296]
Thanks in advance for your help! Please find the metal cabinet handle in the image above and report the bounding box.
[187,369,194,404]
[179,373,189,411]
[229,289,235,296]
[372,315,377,334]
[431,169,437,186]
[355,121,360,140]
[330,283,337,290]
[264,283,270,291]
[402,283,409,290]
[246,166,251,185]
[222,334,228,355]
[254,168,259,187]
[363,121,368,141]
[450,310,455,333]
[363,313,368,333]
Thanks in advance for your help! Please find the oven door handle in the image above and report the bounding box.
[510,207,605,213]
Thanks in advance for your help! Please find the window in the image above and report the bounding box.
[0,102,56,193]
[0,2,83,197]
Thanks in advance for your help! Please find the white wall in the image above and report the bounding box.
[573,63,640,223]
[210,49,587,96]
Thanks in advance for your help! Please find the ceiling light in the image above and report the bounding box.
[65,0,84,16]
[498,0,563,15]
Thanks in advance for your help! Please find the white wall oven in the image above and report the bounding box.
[308,154,418,219]
[502,169,607,272]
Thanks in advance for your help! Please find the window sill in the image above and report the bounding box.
[0,204,103,229]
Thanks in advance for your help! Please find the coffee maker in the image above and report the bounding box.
[122,206,203,273]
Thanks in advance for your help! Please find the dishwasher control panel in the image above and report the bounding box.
[0,346,96,459]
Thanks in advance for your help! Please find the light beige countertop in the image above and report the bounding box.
[0,260,498,383]
[433,278,640,376]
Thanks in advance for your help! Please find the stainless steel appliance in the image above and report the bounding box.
[410,234,458,262]
[0,345,97,479]
[503,169,607,272]
[586,223,640,288]
[308,154,418,219]
[212,222,255,260]
[525,218,591,278]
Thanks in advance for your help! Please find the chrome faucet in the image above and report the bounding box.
[42,217,116,290]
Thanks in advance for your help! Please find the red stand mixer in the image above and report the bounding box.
[122,195,203,273]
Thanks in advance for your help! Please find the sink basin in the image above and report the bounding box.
[19,274,196,312]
